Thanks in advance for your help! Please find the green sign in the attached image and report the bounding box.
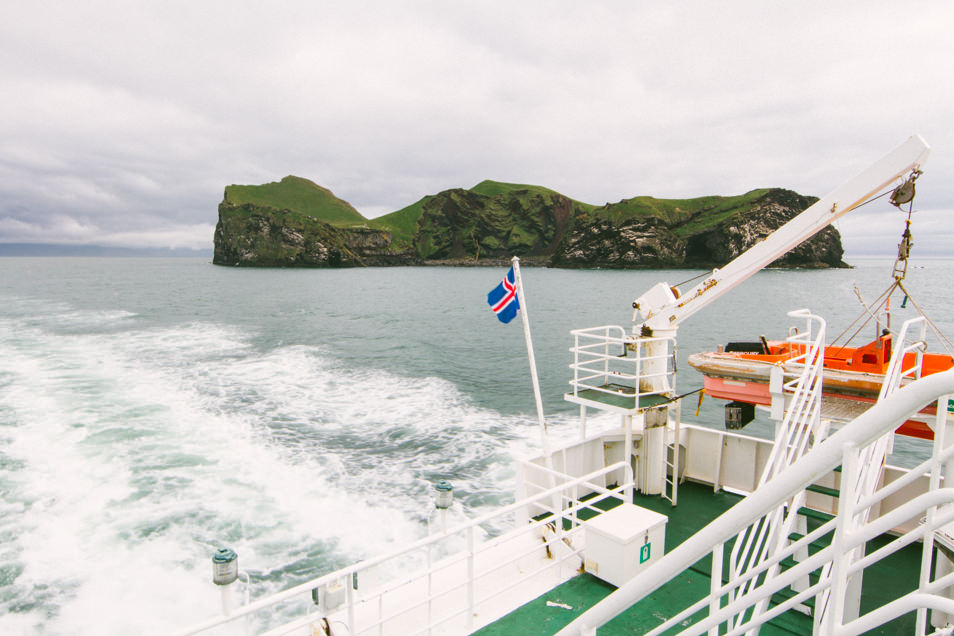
[640,543,651,563]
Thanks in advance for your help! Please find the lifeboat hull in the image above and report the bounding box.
[688,349,951,440]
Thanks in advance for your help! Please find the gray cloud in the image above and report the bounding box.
[2,2,952,254]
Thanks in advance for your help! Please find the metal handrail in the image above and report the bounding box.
[722,310,826,630]
[171,461,634,636]
[555,370,954,636]
[880,316,928,400]
[568,325,676,403]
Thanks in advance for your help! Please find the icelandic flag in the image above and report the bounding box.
[487,266,520,323]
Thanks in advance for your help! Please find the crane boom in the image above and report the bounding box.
[634,135,931,333]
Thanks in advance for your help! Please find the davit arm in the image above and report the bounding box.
[632,135,931,335]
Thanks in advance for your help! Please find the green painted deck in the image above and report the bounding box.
[474,481,921,635]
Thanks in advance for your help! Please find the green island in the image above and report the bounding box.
[212,176,846,269]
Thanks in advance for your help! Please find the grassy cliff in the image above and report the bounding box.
[367,196,432,250]
[224,176,366,226]
[586,189,772,235]
[213,177,843,268]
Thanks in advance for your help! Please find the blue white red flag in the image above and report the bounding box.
[487,266,520,323]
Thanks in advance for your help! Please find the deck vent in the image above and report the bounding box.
[725,401,755,430]
[435,480,454,509]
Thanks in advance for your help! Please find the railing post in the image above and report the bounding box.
[914,320,927,379]
[709,542,724,636]
[927,394,954,632]
[426,542,434,636]
[556,479,567,564]
[918,394,949,635]
[713,431,724,493]
[624,414,634,501]
[573,331,580,398]
[347,576,356,636]
[378,594,384,636]
[634,339,642,409]
[468,525,476,631]
[824,441,859,635]
[671,397,681,506]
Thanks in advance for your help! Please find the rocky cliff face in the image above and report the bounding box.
[683,190,844,268]
[343,227,419,266]
[213,183,847,269]
[552,189,845,269]
[213,202,366,267]
[550,216,688,268]
[414,188,573,260]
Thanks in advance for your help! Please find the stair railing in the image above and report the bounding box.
[555,369,954,636]
[723,310,826,632]
[882,317,929,391]
[814,315,931,629]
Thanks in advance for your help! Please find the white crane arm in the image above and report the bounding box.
[634,135,931,333]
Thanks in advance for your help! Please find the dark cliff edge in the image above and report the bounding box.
[213,177,847,269]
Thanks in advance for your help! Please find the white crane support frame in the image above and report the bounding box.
[633,135,931,334]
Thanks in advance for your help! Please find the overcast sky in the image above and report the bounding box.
[2,2,952,257]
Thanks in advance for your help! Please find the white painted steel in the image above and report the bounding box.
[565,326,676,412]
[556,136,935,636]
[818,315,931,630]
[510,257,551,461]
[637,135,931,332]
[924,406,954,634]
[173,139,944,636]
[708,543,723,636]
[644,520,838,636]
[171,461,634,636]
[555,369,954,636]
[725,310,825,634]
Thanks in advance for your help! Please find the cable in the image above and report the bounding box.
[672,269,711,289]
[897,280,954,356]
[829,281,899,350]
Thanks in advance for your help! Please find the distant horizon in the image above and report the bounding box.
[3,241,952,263]
[5,4,953,261]
[0,243,213,258]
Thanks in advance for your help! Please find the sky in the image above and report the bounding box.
[1,2,952,257]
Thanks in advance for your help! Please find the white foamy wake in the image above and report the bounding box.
[0,307,536,635]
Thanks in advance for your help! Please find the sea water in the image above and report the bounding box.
[1,257,952,635]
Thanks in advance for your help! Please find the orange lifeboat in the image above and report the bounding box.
[688,333,954,440]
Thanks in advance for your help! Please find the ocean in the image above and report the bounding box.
[1,257,952,635]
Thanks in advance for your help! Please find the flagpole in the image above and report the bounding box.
[511,256,552,461]
[510,257,561,535]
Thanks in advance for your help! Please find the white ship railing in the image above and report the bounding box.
[556,369,954,636]
[813,315,930,630]
[754,309,827,486]
[725,309,827,631]
[169,461,633,636]
[566,325,676,409]
[882,316,929,394]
